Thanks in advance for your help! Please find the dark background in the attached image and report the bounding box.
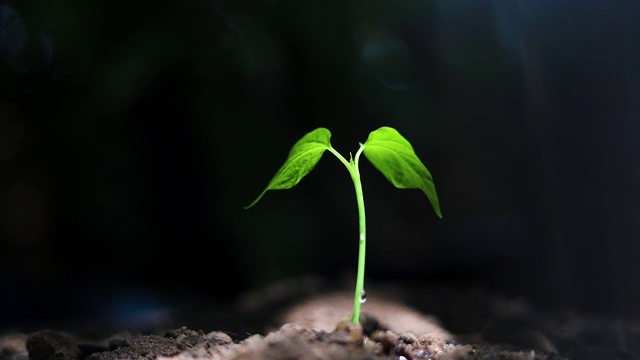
[1,0,639,331]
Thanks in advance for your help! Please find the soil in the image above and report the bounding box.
[1,277,637,360]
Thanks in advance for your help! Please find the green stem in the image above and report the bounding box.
[327,147,352,172]
[327,144,367,324]
[350,144,366,324]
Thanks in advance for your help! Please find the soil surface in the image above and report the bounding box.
[1,278,637,359]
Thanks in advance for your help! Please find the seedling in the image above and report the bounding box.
[245,126,442,324]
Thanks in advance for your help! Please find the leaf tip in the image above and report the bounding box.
[244,193,265,210]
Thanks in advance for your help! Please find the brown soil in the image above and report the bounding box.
[1,278,637,359]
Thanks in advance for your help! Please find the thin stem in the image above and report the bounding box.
[327,147,354,177]
[351,144,366,324]
[327,144,368,324]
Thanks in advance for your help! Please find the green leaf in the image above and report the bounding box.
[245,128,332,209]
[363,126,442,218]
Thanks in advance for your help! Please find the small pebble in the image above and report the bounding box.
[205,331,233,345]
[398,333,418,344]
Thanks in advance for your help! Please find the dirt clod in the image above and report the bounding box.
[26,330,80,360]
[0,333,28,360]
[329,321,363,345]
[205,332,233,345]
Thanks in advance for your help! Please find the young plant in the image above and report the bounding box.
[245,126,442,324]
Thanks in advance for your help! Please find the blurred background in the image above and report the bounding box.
[1,0,640,332]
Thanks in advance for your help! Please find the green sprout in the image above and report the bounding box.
[245,126,442,324]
